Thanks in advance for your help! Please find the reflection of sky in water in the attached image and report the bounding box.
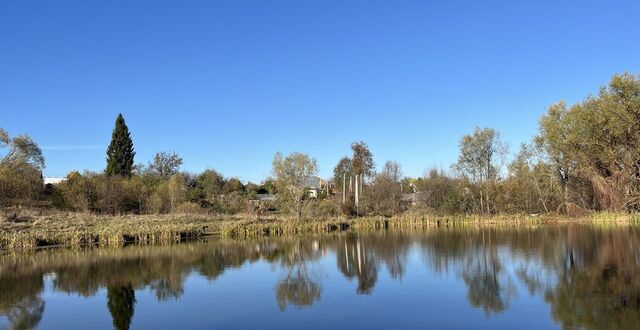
[1,225,639,329]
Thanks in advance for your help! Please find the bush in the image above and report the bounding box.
[0,163,43,207]
[43,184,65,209]
[50,170,259,216]
[340,198,357,217]
[221,192,247,214]
[305,198,341,219]
[58,171,94,212]
[94,176,127,215]
[147,182,170,214]
[175,202,205,214]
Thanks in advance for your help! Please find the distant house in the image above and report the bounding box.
[248,193,277,211]
[304,176,330,198]
[249,177,331,201]
[44,177,66,185]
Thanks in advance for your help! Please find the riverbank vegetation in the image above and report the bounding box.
[1,211,638,250]
[3,73,640,246]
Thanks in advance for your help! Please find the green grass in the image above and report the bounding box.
[1,210,637,250]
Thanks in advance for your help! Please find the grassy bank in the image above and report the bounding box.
[1,210,639,250]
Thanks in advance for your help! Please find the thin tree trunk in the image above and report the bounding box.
[479,189,484,215]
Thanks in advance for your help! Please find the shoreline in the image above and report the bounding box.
[1,211,639,251]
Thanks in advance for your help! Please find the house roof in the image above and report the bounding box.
[303,176,324,189]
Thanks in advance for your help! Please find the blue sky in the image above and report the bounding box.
[2,0,639,182]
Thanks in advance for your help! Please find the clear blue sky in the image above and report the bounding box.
[2,1,639,182]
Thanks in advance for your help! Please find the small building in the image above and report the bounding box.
[304,176,330,198]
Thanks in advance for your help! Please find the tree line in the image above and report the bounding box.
[2,73,640,218]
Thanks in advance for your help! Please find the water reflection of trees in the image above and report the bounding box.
[335,232,412,294]
[546,227,640,329]
[1,225,640,329]
[1,296,44,330]
[460,246,514,314]
[107,285,135,330]
[418,225,640,328]
[419,228,517,315]
[275,239,323,310]
[0,272,44,330]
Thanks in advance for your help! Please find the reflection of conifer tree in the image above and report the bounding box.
[107,285,136,330]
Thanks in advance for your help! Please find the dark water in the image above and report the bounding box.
[1,225,640,330]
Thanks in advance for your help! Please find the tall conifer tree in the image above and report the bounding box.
[106,114,135,177]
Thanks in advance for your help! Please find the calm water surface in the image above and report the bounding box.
[1,225,639,329]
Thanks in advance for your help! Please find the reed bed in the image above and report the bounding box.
[1,210,638,250]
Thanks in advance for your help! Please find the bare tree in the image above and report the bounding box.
[381,160,403,182]
[453,127,507,214]
[148,151,183,177]
[351,142,374,178]
[272,152,318,220]
[333,157,352,204]
[368,161,404,216]
[0,128,45,207]
[0,128,44,169]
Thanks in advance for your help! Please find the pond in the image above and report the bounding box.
[1,224,639,329]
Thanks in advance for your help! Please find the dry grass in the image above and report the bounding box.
[0,210,356,249]
[1,209,638,250]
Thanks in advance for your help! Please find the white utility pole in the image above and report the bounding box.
[355,174,359,215]
[342,173,346,204]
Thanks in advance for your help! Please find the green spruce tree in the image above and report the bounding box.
[106,114,135,177]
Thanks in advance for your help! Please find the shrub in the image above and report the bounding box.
[58,171,94,212]
[0,163,43,207]
[175,202,205,214]
[305,198,341,219]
